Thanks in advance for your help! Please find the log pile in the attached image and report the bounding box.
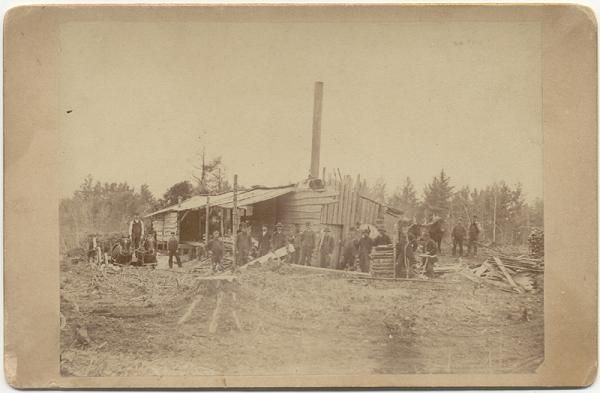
[528,229,544,258]
[465,254,543,294]
[370,245,395,278]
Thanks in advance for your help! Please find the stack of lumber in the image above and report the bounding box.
[464,254,543,294]
[370,245,395,278]
[527,229,544,258]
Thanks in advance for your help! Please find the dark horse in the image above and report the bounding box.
[428,218,445,254]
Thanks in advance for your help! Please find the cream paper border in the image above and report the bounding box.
[4,4,597,388]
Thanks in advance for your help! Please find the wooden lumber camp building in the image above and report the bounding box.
[144,176,401,265]
[144,81,402,265]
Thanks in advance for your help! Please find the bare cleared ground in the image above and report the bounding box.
[60,251,543,377]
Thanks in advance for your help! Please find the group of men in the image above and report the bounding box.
[92,212,482,277]
[241,221,336,269]
[450,216,481,257]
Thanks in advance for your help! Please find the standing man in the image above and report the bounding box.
[421,231,438,278]
[286,224,298,264]
[271,222,288,251]
[319,227,335,268]
[451,219,467,257]
[357,229,373,273]
[167,231,181,269]
[208,230,224,272]
[300,222,316,266]
[467,216,481,257]
[257,224,271,257]
[340,227,357,270]
[129,214,145,250]
[236,222,252,266]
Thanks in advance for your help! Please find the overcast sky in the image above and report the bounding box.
[59,20,542,201]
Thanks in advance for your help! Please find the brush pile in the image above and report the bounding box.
[464,253,543,294]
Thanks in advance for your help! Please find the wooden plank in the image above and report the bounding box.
[289,263,369,276]
[493,257,524,293]
[332,180,342,224]
[342,176,352,224]
[346,179,355,227]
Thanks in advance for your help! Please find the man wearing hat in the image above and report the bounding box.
[287,224,300,264]
[271,222,288,251]
[451,218,467,257]
[128,213,145,251]
[357,228,373,272]
[208,230,224,272]
[467,215,481,256]
[236,222,252,265]
[300,222,316,266]
[257,224,271,257]
[318,227,336,268]
[167,231,182,268]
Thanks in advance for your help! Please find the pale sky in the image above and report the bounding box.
[59,20,542,201]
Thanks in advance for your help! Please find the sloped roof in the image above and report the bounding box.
[359,194,404,216]
[145,185,296,217]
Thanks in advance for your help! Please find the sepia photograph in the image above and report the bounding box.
[54,14,547,378]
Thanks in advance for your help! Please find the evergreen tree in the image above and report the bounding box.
[422,169,454,219]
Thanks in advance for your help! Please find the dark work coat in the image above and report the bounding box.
[301,229,316,251]
[319,234,335,255]
[468,222,480,240]
[271,231,288,251]
[167,236,179,252]
[452,224,467,240]
[257,231,271,256]
[358,236,373,257]
[208,238,224,261]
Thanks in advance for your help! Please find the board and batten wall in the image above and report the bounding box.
[151,211,178,242]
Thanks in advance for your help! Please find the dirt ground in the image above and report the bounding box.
[60,250,543,377]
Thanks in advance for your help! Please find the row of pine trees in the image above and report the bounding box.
[60,168,543,251]
[364,170,543,246]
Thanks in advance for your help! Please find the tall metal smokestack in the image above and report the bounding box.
[310,81,324,179]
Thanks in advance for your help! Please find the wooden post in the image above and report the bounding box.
[310,81,324,178]
[220,208,224,238]
[393,223,397,279]
[205,195,210,243]
[232,174,238,271]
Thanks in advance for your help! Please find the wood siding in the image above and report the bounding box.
[152,211,177,242]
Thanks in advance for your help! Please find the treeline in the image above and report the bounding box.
[61,165,543,251]
[60,156,233,250]
[363,169,543,246]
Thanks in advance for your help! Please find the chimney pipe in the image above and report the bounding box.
[310,81,324,179]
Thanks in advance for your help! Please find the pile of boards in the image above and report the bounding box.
[370,244,395,278]
[464,254,543,294]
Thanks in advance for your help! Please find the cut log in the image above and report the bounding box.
[177,294,203,325]
[208,291,224,334]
